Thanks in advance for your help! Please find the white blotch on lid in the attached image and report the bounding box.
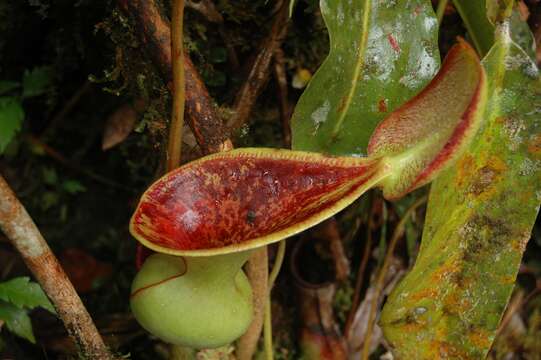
[179,209,200,232]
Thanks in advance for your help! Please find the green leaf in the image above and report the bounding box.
[208,47,227,64]
[453,0,494,56]
[509,10,536,61]
[41,166,58,185]
[0,81,20,95]
[41,191,59,211]
[381,25,541,359]
[454,0,535,59]
[290,0,440,156]
[62,179,87,194]
[0,300,36,343]
[0,97,24,153]
[22,66,53,98]
[0,277,55,313]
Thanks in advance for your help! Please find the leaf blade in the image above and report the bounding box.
[290,0,440,156]
[0,300,36,343]
[22,66,53,99]
[0,277,55,313]
[0,97,24,153]
[381,26,541,360]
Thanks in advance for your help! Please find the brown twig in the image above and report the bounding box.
[237,247,268,360]
[167,0,186,170]
[314,218,350,282]
[118,0,231,154]
[0,175,114,359]
[344,209,374,335]
[273,48,292,147]
[361,196,427,360]
[186,0,223,23]
[227,1,290,132]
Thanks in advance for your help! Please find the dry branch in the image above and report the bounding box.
[0,175,114,359]
[236,247,268,360]
[227,2,290,131]
[118,0,231,154]
[273,48,292,147]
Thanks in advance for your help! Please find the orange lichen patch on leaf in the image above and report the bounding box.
[510,233,530,253]
[466,156,507,200]
[527,133,541,155]
[429,258,461,284]
[486,155,508,172]
[455,154,475,188]
[428,339,450,359]
[443,291,471,315]
[499,274,517,285]
[427,330,473,359]
[400,318,426,333]
[130,148,386,256]
[468,167,500,198]
[409,287,440,302]
[430,340,469,360]
[467,328,491,350]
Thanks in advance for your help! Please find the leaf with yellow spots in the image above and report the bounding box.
[381,23,541,360]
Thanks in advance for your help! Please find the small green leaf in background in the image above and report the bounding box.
[290,0,440,156]
[0,97,24,153]
[41,166,58,186]
[381,22,541,360]
[0,277,55,343]
[0,81,20,96]
[0,277,54,313]
[62,179,87,194]
[41,191,60,211]
[208,47,227,64]
[22,66,53,98]
[0,300,36,343]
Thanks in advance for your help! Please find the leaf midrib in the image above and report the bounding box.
[330,0,372,142]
